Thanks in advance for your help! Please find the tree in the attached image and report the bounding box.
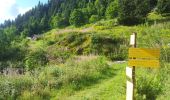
[157,0,170,14]
[105,0,118,19]
[135,0,151,17]
[87,2,97,15]
[95,0,105,17]
[40,15,49,32]
[150,0,158,9]
[0,27,24,62]
[0,29,9,61]
[3,26,17,41]
[50,14,69,28]
[118,0,137,25]
[69,9,85,26]
[118,0,151,25]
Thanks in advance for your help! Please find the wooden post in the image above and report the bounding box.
[126,33,137,100]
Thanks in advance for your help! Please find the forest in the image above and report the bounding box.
[0,0,170,99]
[1,0,168,36]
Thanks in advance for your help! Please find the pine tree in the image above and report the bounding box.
[95,0,105,17]
[69,9,85,26]
[118,0,151,25]
[157,0,170,14]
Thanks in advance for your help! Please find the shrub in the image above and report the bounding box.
[0,76,33,99]
[136,75,163,100]
[147,12,164,21]
[89,15,100,23]
[46,46,72,64]
[38,66,64,87]
[25,49,48,71]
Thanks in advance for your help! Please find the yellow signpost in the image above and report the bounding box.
[128,48,160,68]
[126,33,160,100]
[129,48,160,59]
[128,59,160,68]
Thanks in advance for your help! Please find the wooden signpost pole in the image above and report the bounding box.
[132,32,137,100]
[126,33,137,100]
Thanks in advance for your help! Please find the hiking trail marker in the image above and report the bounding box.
[126,33,160,100]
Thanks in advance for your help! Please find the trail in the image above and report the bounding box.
[57,63,126,100]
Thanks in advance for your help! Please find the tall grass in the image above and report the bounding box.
[0,56,112,99]
[39,56,112,90]
[0,76,33,99]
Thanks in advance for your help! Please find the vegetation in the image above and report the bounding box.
[0,56,112,99]
[157,0,170,13]
[1,0,166,36]
[69,9,86,26]
[0,0,170,99]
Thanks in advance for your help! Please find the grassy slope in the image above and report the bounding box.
[50,63,170,100]
[51,62,126,100]
[65,63,126,100]
[27,18,170,99]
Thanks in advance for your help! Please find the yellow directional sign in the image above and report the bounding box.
[129,48,160,59]
[128,59,160,68]
[128,48,160,68]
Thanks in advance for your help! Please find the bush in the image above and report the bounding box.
[0,76,33,99]
[89,15,100,23]
[46,46,72,64]
[147,12,164,21]
[25,49,48,71]
[136,75,163,100]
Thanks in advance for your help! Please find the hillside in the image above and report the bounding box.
[0,17,170,99]
[29,18,170,100]
[0,0,170,99]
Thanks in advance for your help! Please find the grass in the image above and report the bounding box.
[157,63,170,100]
[1,13,170,99]
[27,17,170,61]
[0,56,115,99]
[0,58,169,99]
[63,63,126,100]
